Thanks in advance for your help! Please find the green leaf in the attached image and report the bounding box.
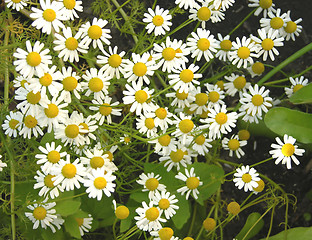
[260,227,312,240]
[41,227,66,240]
[130,191,149,203]
[290,83,312,104]
[235,212,264,240]
[238,118,277,139]
[55,200,81,217]
[64,215,81,239]
[264,107,312,144]
[171,193,190,229]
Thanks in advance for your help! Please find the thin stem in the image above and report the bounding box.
[188,201,197,236]
[228,9,257,35]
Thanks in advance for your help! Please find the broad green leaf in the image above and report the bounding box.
[55,200,81,217]
[171,193,190,229]
[41,227,66,240]
[290,83,312,104]
[64,215,81,239]
[264,107,312,144]
[260,227,312,240]
[130,191,149,203]
[238,118,277,139]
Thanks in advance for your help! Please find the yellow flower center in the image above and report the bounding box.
[180,69,194,83]
[200,110,209,119]
[238,129,250,140]
[281,143,295,157]
[75,218,84,226]
[43,9,56,22]
[39,73,52,86]
[145,207,159,221]
[63,76,78,91]
[63,0,76,10]
[158,135,171,146]
[270,17,284,29]
[252,62,265,75]
[44,174,55,188]
[145,178,159,191]
[94,177,107,189]
[155,108,167,119]
[133,62,147,77]
[285,21,297,33]
[159,198,170,210]
[108,54,122,68]
[135,90,148,103]
[20,79,28,88]
[197,7,211,21]
[47,150,61,163]
[237,46,250,59]
[62,163,77,178]
[195,93,208,106]
[215,112,227,125]
[176,90,188,100]
[12,0,22,2]
[293,84,303,93]
[259,0,272,9]
[26,52,41,67]
[152,15,164,26]
[33,206,47,220]
[197,38,210,51]
[90,156,104,169]
[208,91,220,103]
[195,134,205,145]
[227,201,240,215]
[145,118,155,129]
[186,177,200,190]
[216,80,224,90]
[158,227,174,240]
[203,218,216,231]
[104,151,113,161]
[261,38,274,51]
[65,124,79,138]
[170,149,185,163]
[44,104,59,118]
[115,206,130,219]
[162,47,176,61]
[251,94,264,106]
[9,119,20,129]
[233,76,246,90]
[65,37,78,50]
[24,115,37,128]
[220,40,232,51]
[99,103,112,116]
[179,119,194,133]
[26,91,41,105]
[253,179,265,192]
[88,25,102,40]
[228,139,240,151]
[89,77,103,92]
[242,173,252,183]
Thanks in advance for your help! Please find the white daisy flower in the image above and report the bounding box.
[58,0,83,20]
[59,66,82,103]
[165,89,195,109]
[149,134,177,155]
[81,68,111,102]
[96,46,126,79]
[233,165,260,192]
[238,108,263,124]
[189,87,209,115]
[134,201,166,232]
[0,155,7,172]
[30,0,66,35]
[136,172,166,200]
[153,36,190,73]
[78,17,111,53]
[228,36,258,69]
[143,5,172,36]
[2,111,23,138]
[122,81,155,116]
[248,0,276,18]
[283,11,303,41]
[247,61,265,78]
[120,134,131,145]
[50,215,65,233]
[36,142,67,174]
[175,0,196,10]
[186,28,218,62]
[213,0,235,11]
[136,112,158,138]
[269,134,305,169]
[222,134,247,158]
[224,73,251,97]
[19,112,44,139]
[251,28,284,61]
[152,190,179,219]
[206,83,225,108]
[13,75,30,89]
[101,144,118,162]
[172,112,196,145]
[5,0,27,11]
[75,214,93,236]
[150,227,179,240]
[75,112,98,145]
[239,84,272,117]
[13,40,52,78]
[175,167,203,200]
[215,34,233,62]
[123,52,158,85]
[52,156,86,191]
[190,132,212,156]
[284,76,309,98]
[53,26,88,62]
[83,167,116,200]
[34,170,64,199]
[153,106,174,132]
[89,96,122,125]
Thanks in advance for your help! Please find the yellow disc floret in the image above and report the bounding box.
[159,199,170,210]
[44,104,59,118]
[195,93,209,106]
[155,108,167,119]
[44,174,55,188]
[63,76,78,91]
[293,84,303,93]
[186,177,200,189]
[88,25,102,39]
[233,76,246,90]
[170,149,185,163]
[251,94,264,106]
[145,207,159,221]
[90,156,104,169]
[179,119,194,133]
[220,40,232,51]
[24,115,37,128]
[242,173,252,183]
[115,205,130,219]
[133,62,147,77]
[227,201,240,215]
[26,52,41,67]
[145,118,155,129]
[65,37,78,50]
[162,47,176,61]
[89,77,103,92]
[209,91,220,103]
[253,179,265,192]
[39,73,52,86]
[9,119,20,130]
[281,143,295,157]
[228,139,240,151]
[270,17,284,29]
[145,178,159,191]
[237,46,250,59]
[33,206,47,220]
[158,227,174,240]
[62,163,77,178]
[135,90,148,103]
[99,103,112,116]
[27,91,41,105]
[63,0,76,10]
[47,150,61,163]
[259,0,272,9]
[203,218,216,231]
[158,135,171,146]
[197,38,210,51]
[252,62,265,75]
[108,54,122,68]
[176,91,188,100]
[238,129,250,141]
[261,38,274,51]
[65,124,79,138]
[215,112,227,125]
[152,15,164,26]
[180,69,194,83]
[285,21,297,33]
[195,134,205,145]
[197,7,211,21]
[43,9,56,22]
[94,177,107,189]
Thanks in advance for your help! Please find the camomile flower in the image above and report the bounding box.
[34,170,64,199]
[152,191,179,219]
[78,17,111,53]
[30,0,66,35]
[75,214,93,236]
[190,132,212,156]
[284,76,309,98]
[269,134,305,169]
[239,84,272,117]
[58,0,83,20]
[25,201,57,231]
[52,156,86,191]
[166,89,195,109]
[168,64,202,94]
[89,96,122,125]
[222,135,247,158]
[53,26,88,62]
[149,134,178,155]
[189,87,209,115]
[136,112,158,138]
[215,34,233,62]
[83,167,116,200]
[81,68,111,102]
[19,112,44,139]
[2,111,23,138]
[13,75,30,89]
[247,61,265,78]
[283,11,303,41]
[228,36,258,69]
[134,201,166,232]
[5,0,27,11]
[175,167,203,200]
[186,28,218,62]
[123,52,158,85]
[97,46,126,79]
[175,0,196,10]
[76,112,98,146]
[13,40,52,78]
[0,155,7,172]
[36,142,67,174]
[153,106,174,132]
[213,0,235,11]
[205,83,225,108]
[233,165,260,192]
[150,227,179,240]
[238,108,263,124]
[136,172,166,200]
[122,81,155,116]
[143,5,172,36]
[224,73,251,97]
[59,66,82,103]
[153,36,190,73]
[251,28,284,61]
[120,134,131,145]
[248,0,276,18]
[172,112,196,145]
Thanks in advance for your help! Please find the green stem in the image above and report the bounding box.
[250,157,273,168]
[258,42,312,86]
[188,201,197,236]
[228,9,257,35]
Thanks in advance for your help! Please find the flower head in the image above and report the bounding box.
[233,165,260,192]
